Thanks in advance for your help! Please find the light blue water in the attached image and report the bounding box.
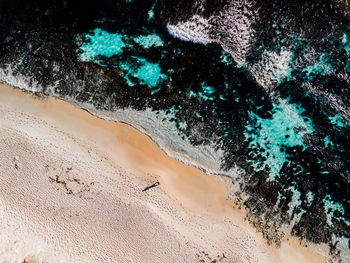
[342,33,350,55]
[77,29,167,91]
[324,136,335,148]
[134,34,164,48]
[220,50,235,65]
[198,82,215,101]
[329,114,345,128]
[245,100,314,180]
[118,61,135,86]
[302,54,333,79]
[120,57,166,90]
[147,0,158,21]
[78,28,164,59]
[262,37,336,85]
[323,194,346,225]
[78,28,126,62]
[342,32,350,72]
[187,82,216,101]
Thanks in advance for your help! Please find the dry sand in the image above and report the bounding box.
[0,83,328,262]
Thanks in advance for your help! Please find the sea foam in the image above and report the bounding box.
[0,69,241,181]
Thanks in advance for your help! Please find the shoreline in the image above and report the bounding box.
[0,69,232,178]
[0,82,328,262]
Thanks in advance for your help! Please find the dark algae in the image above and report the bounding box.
[0,0,349,260]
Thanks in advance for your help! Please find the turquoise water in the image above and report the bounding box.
[199,82,215,101]
[134,34,164,48]
[187,82,216,101]
[262,34,336,85]
[120,57,166,90]
[342,33,350,55]
[78,29,165,60]
[147,0,158,21]
[329,114,345,128]
[77,29,166,91]
[324,136,334,148]
[201,82,215,94]
[271,53,335,84]
[245,100,314,180]
[74,22,349,243]
[342,32,350,71]
[323,194,346,225]
[302,54,333,79]
[78,28,126,62]
[220,50,235,65]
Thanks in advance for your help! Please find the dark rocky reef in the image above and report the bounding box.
[0,0,349,259]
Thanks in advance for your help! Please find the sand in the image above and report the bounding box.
[0,83,328,263]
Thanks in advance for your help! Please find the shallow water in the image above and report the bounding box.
[0,0,349,260]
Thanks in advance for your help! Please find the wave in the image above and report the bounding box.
[0,0,349,261]
[0,68,241,179]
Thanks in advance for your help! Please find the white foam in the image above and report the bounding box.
[249,48,293,89]
[78,102,243,179]
[0,70,242,180]
[166,15,212,45]
[210,0,257,64]
[331,234,350,262]
[286,185,304,226]
[166,0,299,89]
[0,65,41,92]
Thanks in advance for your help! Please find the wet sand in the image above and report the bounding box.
[0,83,328,262]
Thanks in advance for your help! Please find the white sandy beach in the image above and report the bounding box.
[0,83,327,262]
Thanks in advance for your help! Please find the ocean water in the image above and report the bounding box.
[78,28,126,62]
[0,0,349,260]
[77,28,167,90]
[245,99,314,180]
